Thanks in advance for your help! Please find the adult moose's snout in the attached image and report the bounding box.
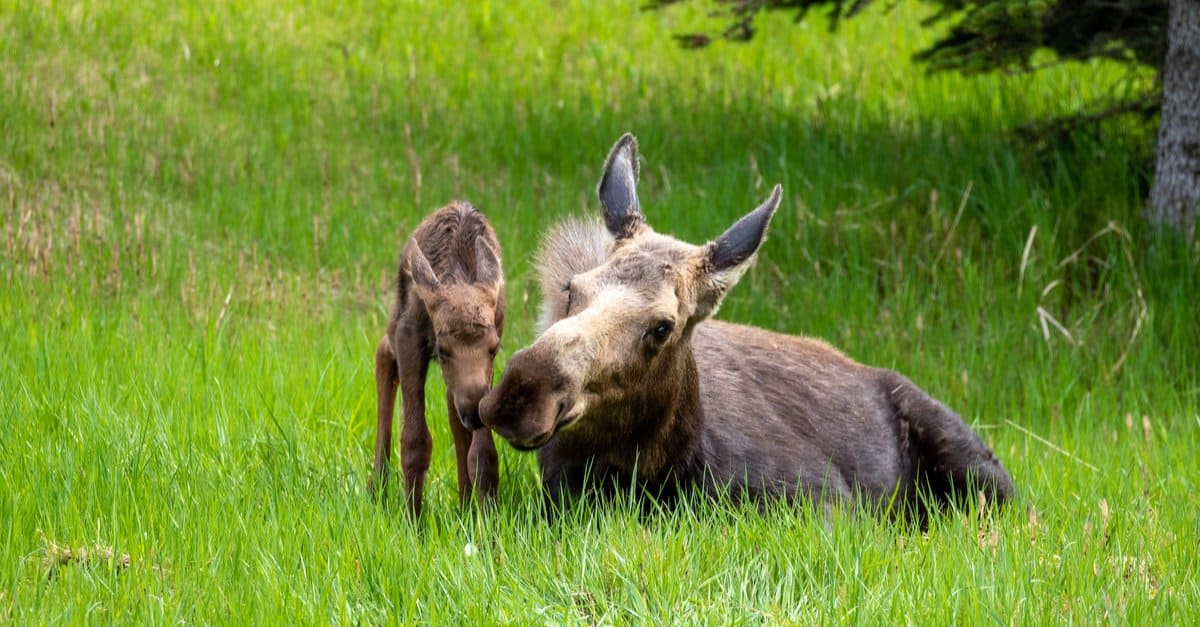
[453,385,490,431]
[479,346,570,450]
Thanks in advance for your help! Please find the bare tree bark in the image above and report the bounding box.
[1148,0,1200,242]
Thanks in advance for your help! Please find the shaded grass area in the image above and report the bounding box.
[2,0,1198,622]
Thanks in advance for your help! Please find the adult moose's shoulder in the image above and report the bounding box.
[480,134,1013,520]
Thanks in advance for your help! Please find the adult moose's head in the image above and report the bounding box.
[480,133,781,450]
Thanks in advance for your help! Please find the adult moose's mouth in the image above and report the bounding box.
[506,432,554,452]
[505,396,580,451]
[552,394,589,432]
[554,398,575,428]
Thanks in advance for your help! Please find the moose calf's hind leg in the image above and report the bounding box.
[370,335,399,501]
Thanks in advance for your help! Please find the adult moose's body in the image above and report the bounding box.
[479,134,1013,517]
[370,201,505,516]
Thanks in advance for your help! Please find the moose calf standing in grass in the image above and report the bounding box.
[370,201,505,515]
[480,134,1013,519]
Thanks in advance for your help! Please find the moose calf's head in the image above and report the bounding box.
[480,133,781,449]
[409,237,504,431]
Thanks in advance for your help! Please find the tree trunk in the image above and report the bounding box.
[1148,0,1200,242]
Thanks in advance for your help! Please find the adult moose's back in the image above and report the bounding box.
[479,134,1013,519]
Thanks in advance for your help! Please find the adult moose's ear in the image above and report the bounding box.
[597,133,644,240]
[407,245,441,291]
[695,184,782,318]
[473,237,503,287]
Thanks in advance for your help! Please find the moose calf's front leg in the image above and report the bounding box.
[370,335,399,501]
[448,391,500,508]
[446,391,475,505]
[397,343,432,517]
[468,429,499,506]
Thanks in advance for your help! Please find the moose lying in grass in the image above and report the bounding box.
[479,134,1013,519]
[370,201,505,516]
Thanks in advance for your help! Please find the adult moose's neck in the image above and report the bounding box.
[588,344,706,485]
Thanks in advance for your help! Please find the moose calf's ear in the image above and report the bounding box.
[408,245,441,290]
[474,237,503,287]
[695,184,783,318]
[597,133,644,240]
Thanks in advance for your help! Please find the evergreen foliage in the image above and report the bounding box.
[650,0,1166,126]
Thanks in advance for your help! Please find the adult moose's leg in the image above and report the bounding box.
[369,335,399,501]
[395,331,432,517]
[539,460,590,516]
[886,372,1015,510]
[446,391,474,505]
[538,446,624,516]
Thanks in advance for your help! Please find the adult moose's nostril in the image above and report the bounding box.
[478,393,496,426]
[555,399,568,422]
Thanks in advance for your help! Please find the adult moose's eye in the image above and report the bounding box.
[647,320,674,343]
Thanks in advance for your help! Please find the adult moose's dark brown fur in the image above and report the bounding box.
[370,201,505,516]
[479,134,1014,519]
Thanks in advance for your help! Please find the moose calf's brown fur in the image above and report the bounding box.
[479,134,1014,519]
[370,201,505,516]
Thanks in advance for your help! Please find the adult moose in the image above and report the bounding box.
[479,134,1013,519]
[370,201,505,516]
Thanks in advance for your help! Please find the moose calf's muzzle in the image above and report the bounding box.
[454,385,491,431]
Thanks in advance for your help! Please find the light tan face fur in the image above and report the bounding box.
[535,230,706,432]
[417,283,502,424]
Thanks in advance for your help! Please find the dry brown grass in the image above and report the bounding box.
[39,532,131,579]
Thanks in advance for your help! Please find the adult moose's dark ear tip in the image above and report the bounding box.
[611,132,637,161]
[598,132,643,239]
[710,184,784,272]
[747,183,783,228]
[762,184,783,215]
[603,132,639,184]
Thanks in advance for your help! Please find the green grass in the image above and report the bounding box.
[2,0,1198,622]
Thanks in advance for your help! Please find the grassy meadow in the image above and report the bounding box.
[2,0,1198,622]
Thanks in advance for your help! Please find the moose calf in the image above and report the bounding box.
[480,134,1014,520]
[370,201,505,515]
